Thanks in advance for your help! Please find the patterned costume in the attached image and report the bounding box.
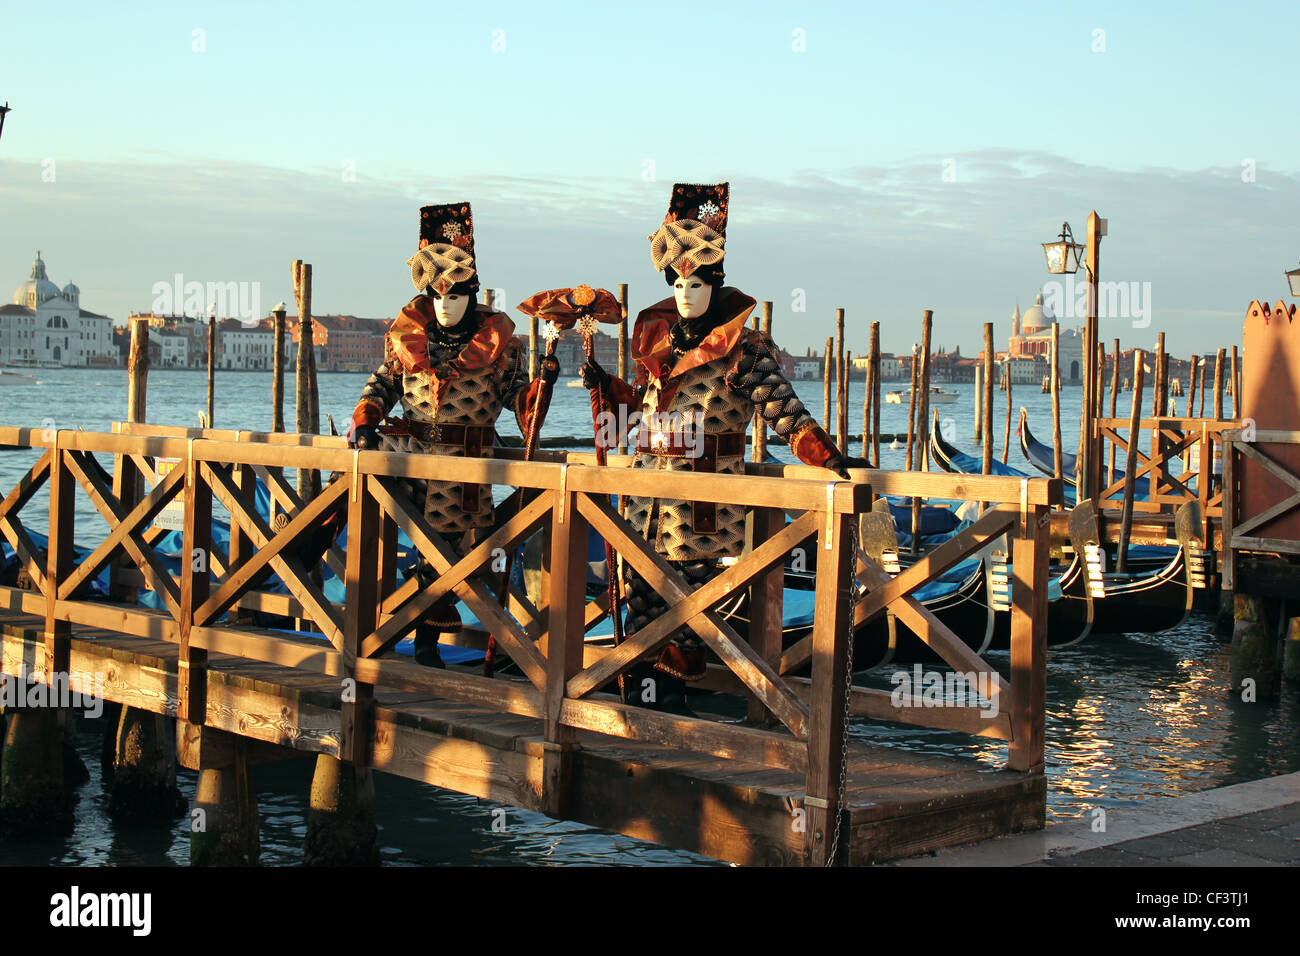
[351,202,552,660]
[590,182,848,698]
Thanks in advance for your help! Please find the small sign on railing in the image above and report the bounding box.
[1188,442,1222,475]
[152,457,185,531]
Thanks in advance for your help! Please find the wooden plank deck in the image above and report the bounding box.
[0,610,1043,866]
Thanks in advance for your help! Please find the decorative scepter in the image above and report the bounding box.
[515,286,628,689]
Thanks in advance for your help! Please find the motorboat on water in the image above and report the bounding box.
[885,385,959,405]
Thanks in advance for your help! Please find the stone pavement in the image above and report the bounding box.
[889,771,1300,867]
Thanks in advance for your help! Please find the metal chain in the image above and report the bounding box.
[825,518,860,867]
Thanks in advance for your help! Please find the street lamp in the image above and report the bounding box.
[0,103,11,143]
[1042,222,1086,275]
[1286,262,1300,297]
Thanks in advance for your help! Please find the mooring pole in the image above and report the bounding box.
[1117,349,1145,573]
[982,322,994,475]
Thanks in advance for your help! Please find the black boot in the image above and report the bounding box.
[413,628,446,669]
[655,674,697,718]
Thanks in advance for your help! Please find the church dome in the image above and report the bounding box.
[12,251,62,307]
[63,281,80,297]
[1020,290,1055,333]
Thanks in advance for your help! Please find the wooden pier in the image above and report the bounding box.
[0,423,1060,865]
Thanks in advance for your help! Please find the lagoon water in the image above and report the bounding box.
[1,368,1297,866]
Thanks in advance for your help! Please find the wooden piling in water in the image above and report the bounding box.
[836,309,847,451]
[108,708,183,822]
[1231,344,1239,419]
[304,754,380,866]
[1213,347,1225,420]
[1117,348,1145,573]
[982,323,994,475]
[1003,360,1013,464]
[272,305,286,433]
[1051,322,1062,480]
[823,336,833,434]
[869,321,881,466]
[207,312,216,428]
[0,701,74,835]
[974,364,983,445]
[1153,332,1167,417]
[905,346,919,471]
[918,311,933,472]
[1108,338,1120,488]
[292,261,319,500]
[188,726,260,866]
[1187,355,1199,427]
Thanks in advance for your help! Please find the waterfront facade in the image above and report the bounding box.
[3,252,116,366]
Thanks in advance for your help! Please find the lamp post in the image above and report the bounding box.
[1286,262,1300,298]
[0,103,11,143]
[1042,212,1106,500]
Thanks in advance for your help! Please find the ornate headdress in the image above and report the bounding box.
[406,202,479,295]
[647,182,728,279]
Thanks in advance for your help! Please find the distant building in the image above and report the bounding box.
[2,252,116,366]
[1006,292,1084,384]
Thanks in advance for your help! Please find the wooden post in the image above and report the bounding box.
[1007,503,1048,773]
[207,312,216,428]
[1003,359,1013,465]
[823,336,833,433]
[272,306,286,433]
[1117,349,1145,573]
[111,318,150,603]
[918,311,933,472]
[1082,210,1104,502]
[542,482,587,818]
[617,283,629,456]
[974,363,983,445]
[865,321,880,465]
[1051,322,1062,480]
[804,509,854,865]
[188,727,259,866]
[340,472,378,767]
[1153,332,1166,417]
[872,329,881,468]
[904,347,920,471]
[1199,362,1207,418]
[304,754,378,866]
[836,309,847,451]
[754,302,772,463]
[982,323,994,475]
[178,447,211,725]
[292,261,317,499]
[1109,340,1120,487]
[747,507,785,724]
[1231,344,1239,419]
[1187,355,1199,422]
[1213,347,1225,420]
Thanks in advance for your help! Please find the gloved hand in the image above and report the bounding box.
[826,454,869,480]
[351,424,380,450]
[580,356,610,391]
[540,355,560,386]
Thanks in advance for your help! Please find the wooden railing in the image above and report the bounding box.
[1222,427,1300,592]
[0,423,1058,864]
[1094,415,1232,521]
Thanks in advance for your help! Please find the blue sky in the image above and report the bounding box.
[3,0,1298,359]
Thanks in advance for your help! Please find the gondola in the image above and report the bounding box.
[931,415,1195,638]
[1017,407,1151,500]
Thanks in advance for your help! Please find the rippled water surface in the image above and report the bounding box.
[0,371,1295,864]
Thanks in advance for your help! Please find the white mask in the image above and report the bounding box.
[433,293,470,327]
[673,275,712,319]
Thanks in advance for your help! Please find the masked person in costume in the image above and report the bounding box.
[350,202,559,667]
[580,182,858,714]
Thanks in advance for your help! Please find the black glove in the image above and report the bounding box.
[826,454,868,480]
[540,355,560,386]
[580,356,610,391]
[351,424,380,450]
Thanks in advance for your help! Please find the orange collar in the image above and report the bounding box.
[388,297,516,374]
[632,288,756,383]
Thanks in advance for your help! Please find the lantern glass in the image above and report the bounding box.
[1042,222,1084,275]
[1287,265,1300,297]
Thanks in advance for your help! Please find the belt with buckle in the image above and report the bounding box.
[381,418,495,511]
[635,430,744,534]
